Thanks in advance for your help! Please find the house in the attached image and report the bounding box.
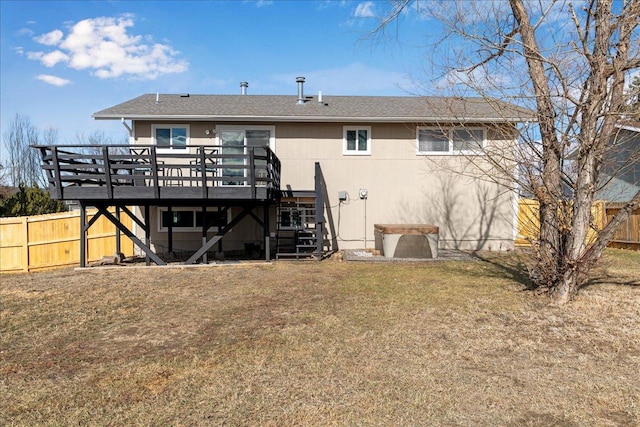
[37,78,533,264]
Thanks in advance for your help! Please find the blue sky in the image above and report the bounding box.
[0,0,433,147]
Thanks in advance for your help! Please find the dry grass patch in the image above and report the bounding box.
[1,250,639,426]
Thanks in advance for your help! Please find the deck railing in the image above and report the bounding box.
[33,144,281,201]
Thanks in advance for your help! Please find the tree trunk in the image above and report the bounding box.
[510,0,565,292]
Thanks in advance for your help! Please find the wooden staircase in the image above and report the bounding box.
[275,192,322,259]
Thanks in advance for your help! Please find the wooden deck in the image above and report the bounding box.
[35,144,281,203]
[31,145,334,266]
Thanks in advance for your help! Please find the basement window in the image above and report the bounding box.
[417,127,485,155]
[158,207,229,232]
[343,126,371,155]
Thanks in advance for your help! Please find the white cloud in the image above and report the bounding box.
[27,51,43,60]
[34,29,64,46]
[317,1,349,11]
[28,15,188,80]
[40,50,70,67]
[354,1,375,18]
[17,27,34,37]
[433,67,515,96]
[36,74,72,86]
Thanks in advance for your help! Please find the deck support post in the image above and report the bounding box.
[167,205,173,254]
[80,203,87,267]
[145,205,151,266]
[218,207,226,253]
[201,205,208,264]
[116,206,121,256]
[264,202,270,261]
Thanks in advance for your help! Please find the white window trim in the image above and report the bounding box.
[152,124,190,153]
[416,126,486,156]
[343,126,372,156]
[215,125,276,152]
[157,207,230,233]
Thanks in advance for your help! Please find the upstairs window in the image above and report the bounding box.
[452,128,484,152]
[417,127,485,155]
[343,126,371,155]
[153,125,189,151]
[418,128,449,153]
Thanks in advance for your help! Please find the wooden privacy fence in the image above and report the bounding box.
[1,208,134,273]
[516,199,640,250]
[605,203,640,250]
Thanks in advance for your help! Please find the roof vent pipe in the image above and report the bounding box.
[240,81,248,95]
[296,77,305,104]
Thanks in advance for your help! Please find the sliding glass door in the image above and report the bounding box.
[219,126,274,186]
[220,130,245,185]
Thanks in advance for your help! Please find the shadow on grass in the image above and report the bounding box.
[469,250,536,290]
[472,249,639,292]
[581,249,640,290]
[580,270,640,290]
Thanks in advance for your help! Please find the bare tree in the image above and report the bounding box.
[71,130,128,155]
[2,115,129,189]
[2,114,49,188]
[374,0,640,303]
[0,161,8,187]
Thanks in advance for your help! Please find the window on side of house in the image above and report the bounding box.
[152,125,189,151]
[343,126,371,155]
[418,128,449,153]
[451,128,484,152]
[158,207,229,232]
[417,127,485,155]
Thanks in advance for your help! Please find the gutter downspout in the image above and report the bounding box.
[121,118,133,141]
[120,117,133,137]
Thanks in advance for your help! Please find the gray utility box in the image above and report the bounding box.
[374,224,439,259]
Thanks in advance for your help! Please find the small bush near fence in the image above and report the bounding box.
[0,209,134,273]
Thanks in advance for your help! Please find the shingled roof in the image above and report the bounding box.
[93,94,534,123]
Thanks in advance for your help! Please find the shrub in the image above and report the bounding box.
[0,184,65,217]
